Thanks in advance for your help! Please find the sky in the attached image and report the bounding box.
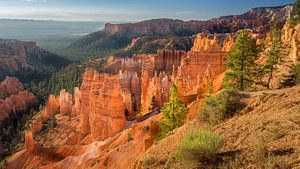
[0,0,296,22]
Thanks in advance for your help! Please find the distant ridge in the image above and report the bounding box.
[67,4,292,60]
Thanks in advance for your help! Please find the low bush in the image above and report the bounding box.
[142,156,156,168]
[127,131,133,142]
[199,89,240,125]
[176,130,222,164]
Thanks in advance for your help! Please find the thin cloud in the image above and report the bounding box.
[22,0,47,2]
[0,6,206,21]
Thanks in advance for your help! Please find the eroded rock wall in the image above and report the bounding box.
[79,69,126,140]
[175,33,230,95]
[154,50,187,72]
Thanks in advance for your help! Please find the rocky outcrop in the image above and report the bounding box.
[104,55,155,75]
[72,87,81,116]
[24,131,35,153]
[141,70,172,114]
[154,50,187,72]
[59,90,73,115]
[191,34,220,52]
[175,33,229,95]
[79,69,126,139]
[119,71,141,113]
[43,95,60,118]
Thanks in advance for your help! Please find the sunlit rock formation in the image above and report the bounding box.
[72,87,81,116]
[79,69,127,139]
[175,33,231,96]
[59,89,73,115]
[43,95,60,118]
[24,131,35,153]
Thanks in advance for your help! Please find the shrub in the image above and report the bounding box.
[127,131,133,142]
[176,130,222,164]
[254,136,268,161]
[142,156,156,168]
[199,89,240,125]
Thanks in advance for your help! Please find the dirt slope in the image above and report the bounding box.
[139,85,300,169]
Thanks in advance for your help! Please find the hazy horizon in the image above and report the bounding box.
[0,0,295,22]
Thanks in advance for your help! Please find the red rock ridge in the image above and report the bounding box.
[0,77,37,124]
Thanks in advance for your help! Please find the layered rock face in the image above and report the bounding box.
[175,33,230,95]
[289,24,300,63]
[104,55,155,75]
[154,50,187,72]
[119,71,141,113]
[79,69,126,139]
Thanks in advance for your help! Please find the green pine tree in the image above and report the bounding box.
[264,23,284,89]
[225,31,260,91]
[158,84,187,139]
